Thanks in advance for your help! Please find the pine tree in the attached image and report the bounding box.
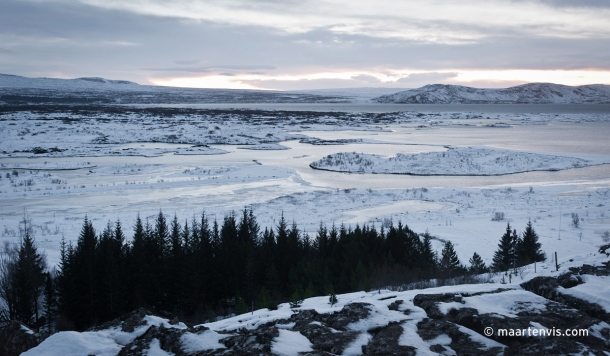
[14,216,47,327]
[418,231,437,272]
[510,228,521,270]
[468,252,488,274]
[328,285,338,306]
[492,223,514,272]
[439,241,461,276]
[43,271,57,333]
[74,216,98,329]
[519,220,546,265]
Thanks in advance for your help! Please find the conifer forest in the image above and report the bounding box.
[0,209,545,333]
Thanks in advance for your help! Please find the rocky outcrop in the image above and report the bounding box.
[414,289,610,355]
[520,260,610,323]
[0,321,42,356]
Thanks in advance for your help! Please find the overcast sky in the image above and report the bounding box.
[1,0,610,90]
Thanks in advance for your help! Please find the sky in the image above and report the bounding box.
[1,0,610,90]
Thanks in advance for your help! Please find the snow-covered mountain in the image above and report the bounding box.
[3,74,610,105]
[0,74,350,104]
[373,83,610,104]
[11,250,610,356]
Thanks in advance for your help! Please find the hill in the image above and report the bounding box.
[0,74,350,104]
[373,83,610,104]
[13,249,610,356]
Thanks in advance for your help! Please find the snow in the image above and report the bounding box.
[311,147,609,176]
[437,289,549,318]
[180,330,227,352]
[374,83,610,104]
[238,143,290,150]
[145,339,174,356]
[271,329,314,356]
[559,275,610,312]
[342,332,372,355]
[589,321,610,341]
[2,162,97,170]
[0,104,609,308]
[20,324,35,335]
[399,322,442,356]
[455,325,505,349]
[23,313,187,356]
[21,331,122,356]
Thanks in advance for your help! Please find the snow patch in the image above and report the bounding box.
[21,331,122,356]
[271,329,314,356]
[180,330,227,352]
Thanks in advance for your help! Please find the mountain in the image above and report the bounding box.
[3,74,610,105]
[0,74,350,104]
[289,87,410,102]
[12,250,610,356]
[373,83,610,104]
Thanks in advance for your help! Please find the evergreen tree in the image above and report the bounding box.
[439,241,461,276]
[519,221,546,265]
[14,217,47,327]
[510,228,521,270]
[418,231,437,272]
[43,271,57,333]
[492,223,514,272]
[328,285,338,306]
[77,217,98,328]
[468,252,488,274]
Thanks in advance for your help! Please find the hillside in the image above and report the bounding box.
[373,83,610,104]
[0,74,350,104]
[12,249,610,356]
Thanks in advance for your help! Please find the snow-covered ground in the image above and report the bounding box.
[0,108,609,272]
[311,147,610,175]
[3,101,610,355]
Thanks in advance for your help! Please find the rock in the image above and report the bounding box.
[92,307,152,333]
[556,272,583,288]
[118,324,188,356]
[363,321,416,355]
[212,322,278,355]
[417,317,503,356]
[521,276,610,323]
[0,320,42,356]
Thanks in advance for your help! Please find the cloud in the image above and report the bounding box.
[2,0,610,88]
[350,74,382,84]
[53,0,610,42]
[240,78,374,91]
[396,72,459,85]
[535,0,610,8]
[142,67,212,73]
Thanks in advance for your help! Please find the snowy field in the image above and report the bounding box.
[0,106,609,272]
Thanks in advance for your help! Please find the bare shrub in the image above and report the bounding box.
[492,212,505,221]
[571,213,580,228]
[603,231,610,243]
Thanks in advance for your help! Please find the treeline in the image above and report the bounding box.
[0,210,544,333]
